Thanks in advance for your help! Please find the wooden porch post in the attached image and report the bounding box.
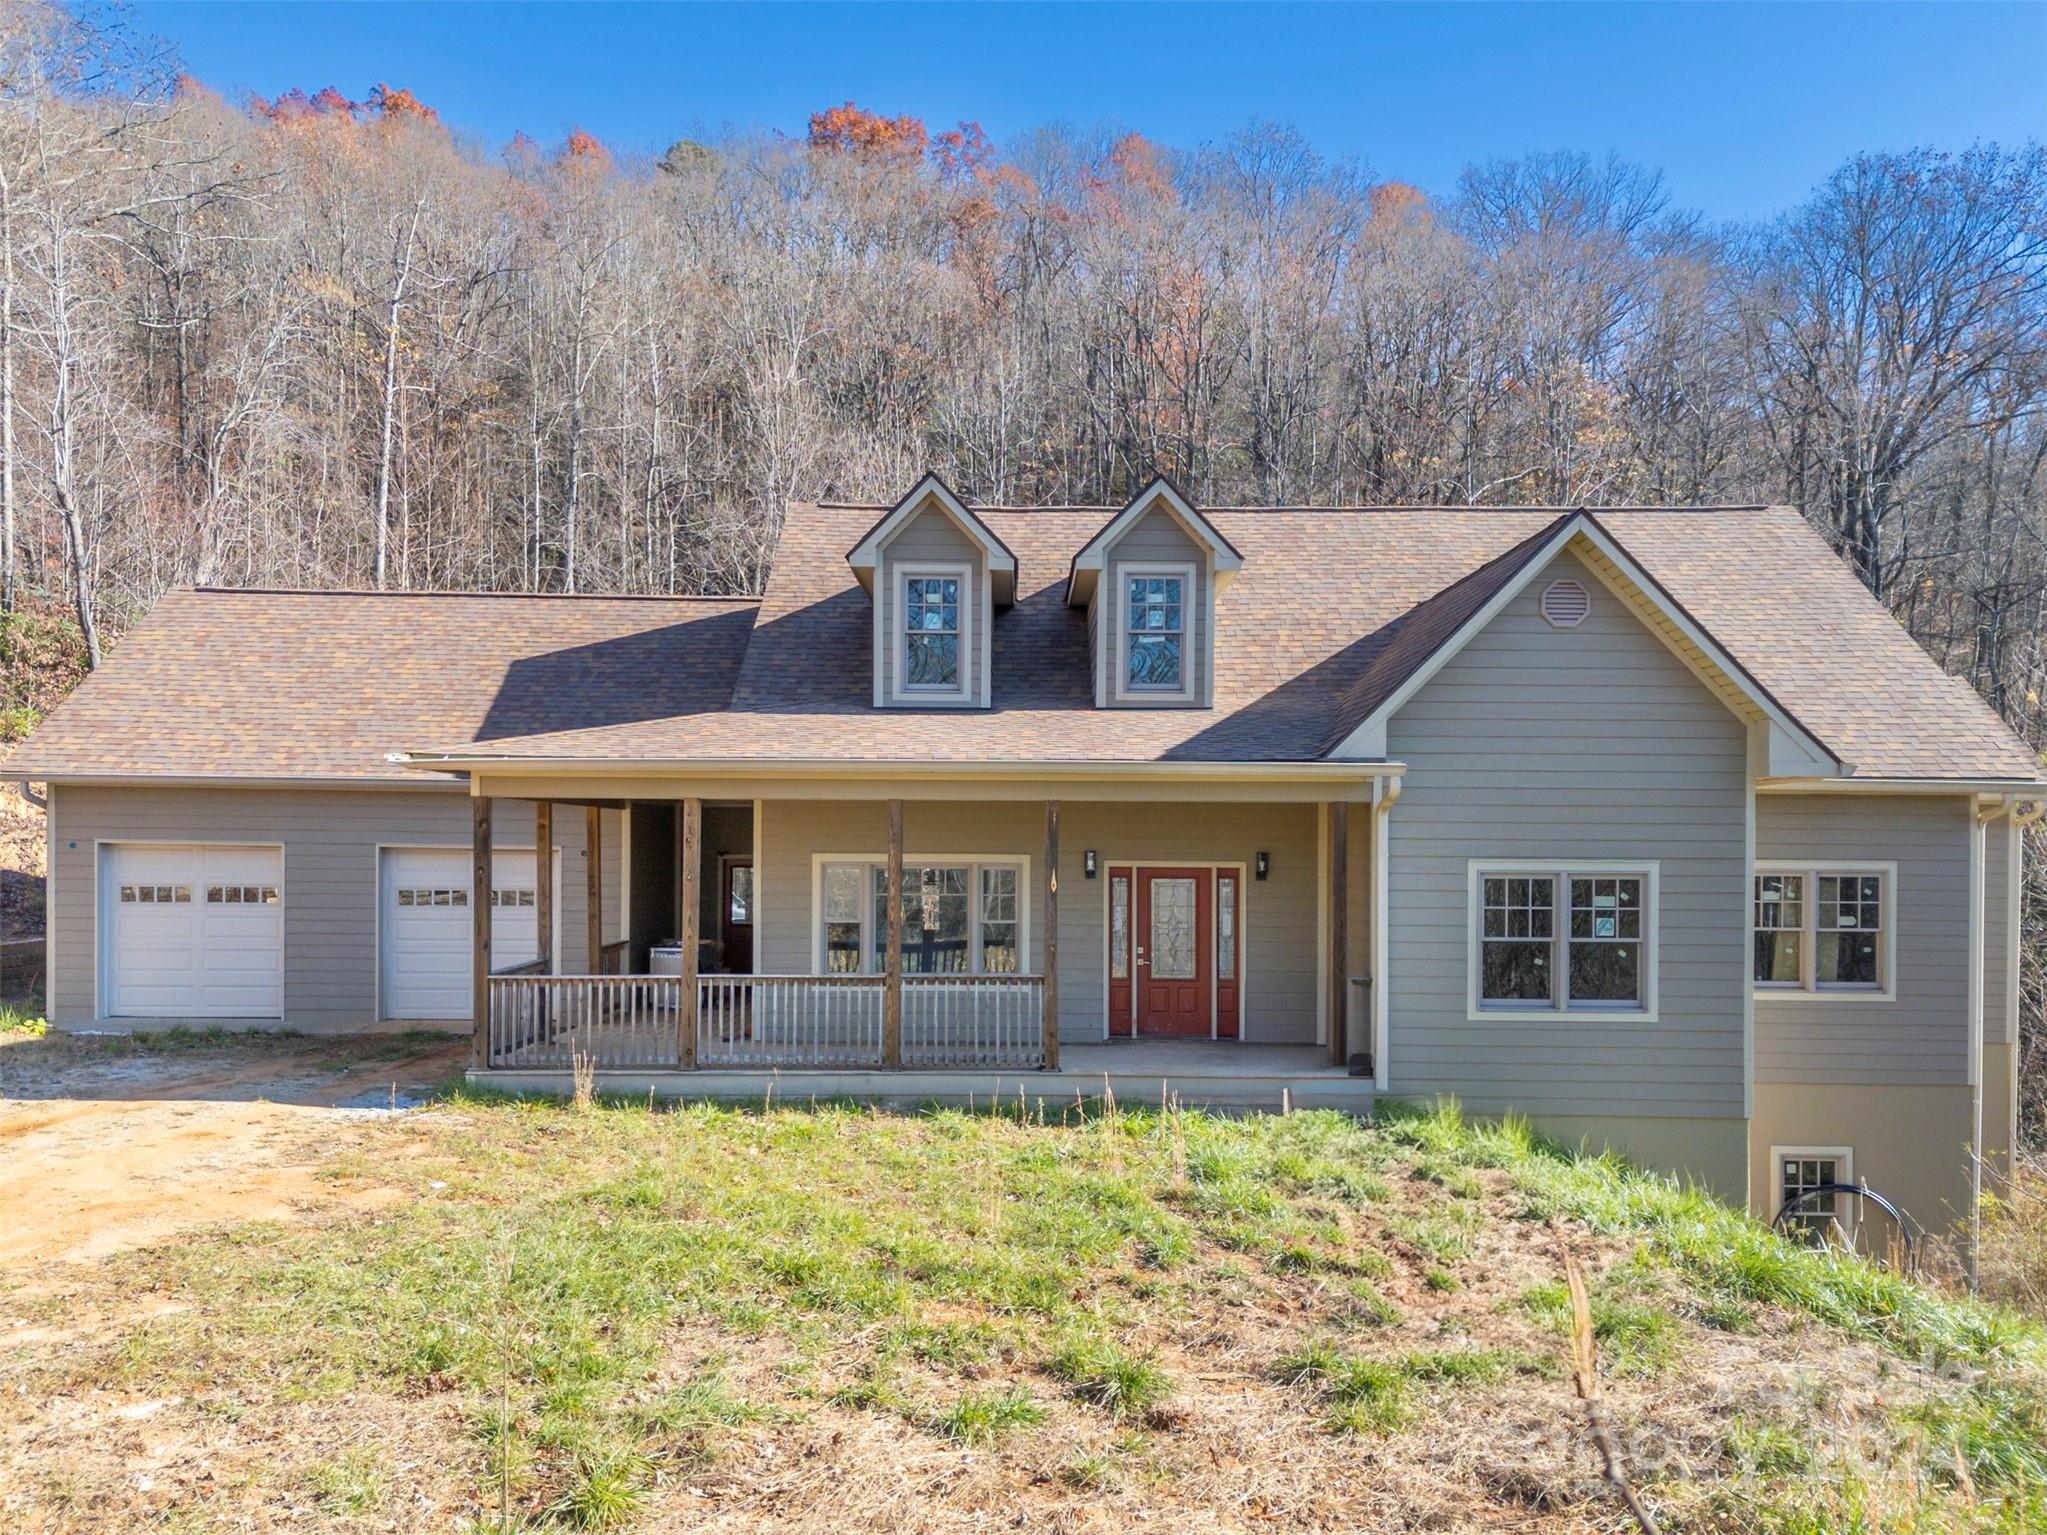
[471,795,493,1069]
[1043,800,1060,1070]
[883,799,904,1067]
[1328,800,1349,1067]
[585,805,603,975]
[679,797,701,1069]
[533,802,553,976]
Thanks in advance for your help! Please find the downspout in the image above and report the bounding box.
[1372,775,1402,1092]
[1966,794,2034,1289]
[1973,796,2043,1290]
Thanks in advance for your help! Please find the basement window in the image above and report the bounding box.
[1774,1146,1856,1242]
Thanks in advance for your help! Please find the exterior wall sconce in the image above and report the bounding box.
[1083,849,1098,879]
[1255,851,1270,880]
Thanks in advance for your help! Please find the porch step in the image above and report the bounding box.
[469,1063,1374,1116]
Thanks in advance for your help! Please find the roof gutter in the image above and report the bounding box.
[397,752,1404,785]
[0,770,465,790]
[1760,776,2047,796]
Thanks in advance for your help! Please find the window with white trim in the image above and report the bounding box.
[1125,574,1184,690]
[1476,867,1649,1012]
[1753,873,1804,986]
[819,859,1026,975]
[1752,868,1887,992]
[1774,1147,1856,1242]
[902,573,962,689]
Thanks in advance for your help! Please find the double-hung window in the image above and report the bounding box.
[902,572,963,690]
[1473,864,1654,1016]
[1752,865,1891,995]
[818,859,1026,975]
[1125,573,1185,691]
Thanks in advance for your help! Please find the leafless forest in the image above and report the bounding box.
[2,4,2046,1124]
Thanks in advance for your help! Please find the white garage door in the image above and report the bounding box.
[105,844,284,1019]
[381,848,555,1020]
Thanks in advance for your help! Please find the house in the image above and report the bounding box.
[7,475,2039,1246]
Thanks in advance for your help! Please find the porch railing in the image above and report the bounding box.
[698,974,885,1068]
[484,972,1046,1072]
[904,975,1045,1068]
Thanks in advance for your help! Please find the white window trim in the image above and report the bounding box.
[809,852,1032,976]
[1112,560,1198,705]
[891,561,974,705]
[1770,1143,1858,1238]
[1465,860,1660,1023]
[1753,861,1897,1002]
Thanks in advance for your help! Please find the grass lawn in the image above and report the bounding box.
[4,1083,2044,1533]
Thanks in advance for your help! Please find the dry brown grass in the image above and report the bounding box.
[1982,1155,2047,1316]
[0,1086,2039,1533]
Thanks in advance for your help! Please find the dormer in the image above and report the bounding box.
[848,474,1017,710]
[1066,478,1243,708]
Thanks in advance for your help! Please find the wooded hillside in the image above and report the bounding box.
[1,3,2044,1130]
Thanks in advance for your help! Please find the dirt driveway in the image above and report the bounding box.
[0,1032,467,1267]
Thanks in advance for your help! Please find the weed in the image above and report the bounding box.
[1339,1279,1403,1328]
[1061,1450,1116,1490]
[1049,1335,1173,1418]
[306,1450,383,1514]
[933,1386,1046,1445]
[547,1445,648,1531]
[1521,1280,1681,1376]
[0,1004,47,1036]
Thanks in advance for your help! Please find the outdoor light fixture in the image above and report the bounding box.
[1083,849,1099,879]
[1255,851,1270,880]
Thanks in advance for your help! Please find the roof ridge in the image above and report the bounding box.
[184,586,760,603]
[812,502,1780,516]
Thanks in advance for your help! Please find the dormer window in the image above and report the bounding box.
[1067,477,1242,710]
[903,571,963,690]
[847,475,1017,711]
[1126,573,1185,690]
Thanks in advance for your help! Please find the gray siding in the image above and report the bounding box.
[47,784,620,1031]
[1384,549,1750,1118]
[1105,506,1211,707]
[1754,793,1973,1085]
[877,505,985,706]
[756,798,1319,1042]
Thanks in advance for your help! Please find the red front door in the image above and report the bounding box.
[1134,868,1212,1037]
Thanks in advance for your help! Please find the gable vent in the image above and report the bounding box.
[1540,578,1591,628]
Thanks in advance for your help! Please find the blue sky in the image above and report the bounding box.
[134,1,2046,221]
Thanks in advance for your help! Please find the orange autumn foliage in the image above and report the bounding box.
[561,128,611,172]
[807,102,927,161]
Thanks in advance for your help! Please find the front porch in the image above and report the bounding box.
[462,782,1385,1105]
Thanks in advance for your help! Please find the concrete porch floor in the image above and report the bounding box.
[472,1038,1374,1114]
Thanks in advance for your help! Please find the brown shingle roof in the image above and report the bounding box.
[419,502,2039,780]
[9,503,2038,784]
[1318,511,1576,754]
[5,590,758,781]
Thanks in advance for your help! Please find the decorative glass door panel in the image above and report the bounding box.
[1149,879,1197,979]
[1134,869,1213,1036]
